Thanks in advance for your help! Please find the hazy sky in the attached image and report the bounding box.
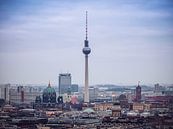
[0,0,173,85]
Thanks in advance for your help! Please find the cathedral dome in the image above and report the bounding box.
[43,86,56,94]
[42,81,56,103]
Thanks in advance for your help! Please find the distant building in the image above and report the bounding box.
[0,84,10,102]
[145,95,173,109]
[89,87,99,102]
[59,73,71,95]
[118,94,129,108]
[42,82,56,104]
[71,84,79,93]
[135,83,141,102]
[154,83,165,93]
[112,102,121,117]
[71,95,78,104]
[162,86,173,96]
[133,103,151,112]
[9,86,41,104]
[94,97,112,103]
[111,93,116,102]
[94,102,113,111]
[35,82,57,108]
[62,93,72,103]
[133,103,144,112]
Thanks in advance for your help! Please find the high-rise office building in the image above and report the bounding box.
[59,73,71,95]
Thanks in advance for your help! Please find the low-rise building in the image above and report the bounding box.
[112,102,121,117]
[133,103,144,112]
[94,102,113,111]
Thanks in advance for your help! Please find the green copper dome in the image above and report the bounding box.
[43,86,56,94]
[43,81,56,94]
[42,82,56,103]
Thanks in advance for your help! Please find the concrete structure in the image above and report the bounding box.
[58,73,71,95]
[112,108,121,117]
[71,84,78,93]
[89,87,99,102]
[0,84,10,102]
[133,103,151,112]
[9,86,41,104]
[133,103,144,112]
[112,102,121,117]
[82,11,91,103]
[94,102,113,111]
[154,83,165,93]
[62,93,72,103]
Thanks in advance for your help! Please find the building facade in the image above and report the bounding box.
[135,84,141,102]
[71,84,79,93]
[89,87,99,102]
[154,83,165,93]
[0,84,10,102]
[94,102,113,111]
[59,73,71,95]
[9,86,41,104]
[42,82,56,104]
[133,103,144,111]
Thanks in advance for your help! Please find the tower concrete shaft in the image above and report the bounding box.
[82,11,91,103]
[84,55,89,102]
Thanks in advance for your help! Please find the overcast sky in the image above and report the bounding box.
[0,0,173,85]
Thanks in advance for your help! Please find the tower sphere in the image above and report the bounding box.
[83,47,91,55]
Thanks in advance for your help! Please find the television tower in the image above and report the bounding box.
[82,11,91,103]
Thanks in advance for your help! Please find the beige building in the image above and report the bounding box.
[112,102,121,117]
[94,102,113,111]
[133,103,151,112]
[133,103,144,111]
[144,103,151,111]
[112,108,121,117]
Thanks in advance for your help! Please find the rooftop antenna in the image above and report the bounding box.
[86,11,88,40]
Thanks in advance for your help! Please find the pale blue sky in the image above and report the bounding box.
[0,0,173,85]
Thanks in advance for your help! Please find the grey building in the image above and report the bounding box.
[71,84,79,93]
[59,73,71,95]
[9,86,41,104]
[0,84,10,102]
[154,83,165,93]
[89,87,99,102]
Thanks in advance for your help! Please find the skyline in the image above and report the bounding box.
[0,0,173,85]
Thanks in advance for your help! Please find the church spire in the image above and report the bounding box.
[48,80,51,87]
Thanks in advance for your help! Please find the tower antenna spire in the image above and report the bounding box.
[86,11,88,40]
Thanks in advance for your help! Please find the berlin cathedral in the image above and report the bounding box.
[35,81,62,108]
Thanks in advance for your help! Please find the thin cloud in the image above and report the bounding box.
[0,0,172,84]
